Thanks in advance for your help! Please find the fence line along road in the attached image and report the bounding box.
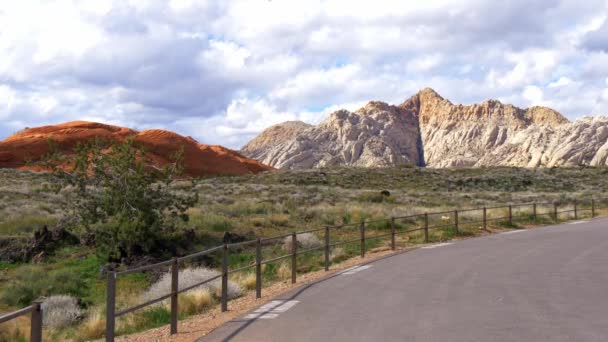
[0,198,604,341]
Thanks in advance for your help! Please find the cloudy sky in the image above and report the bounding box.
[1,0,608,148]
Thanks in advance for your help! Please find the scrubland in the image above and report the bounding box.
[1,166,607,341]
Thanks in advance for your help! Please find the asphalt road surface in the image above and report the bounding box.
[202,218,608,342]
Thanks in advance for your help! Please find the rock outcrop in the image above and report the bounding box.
[0,121,273,177]
[411,88,569,167]
[242,88,608,169]
[241,102,423,169]
[477,116,608,167]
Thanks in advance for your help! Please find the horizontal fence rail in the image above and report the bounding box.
[96,197,608,341]
[0,302,42,342]
[5,198,602,341]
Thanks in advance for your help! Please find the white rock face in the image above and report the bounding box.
[241,102,422,169]
[241,88,608,169]
[412,88,569,167]
[477,116,608,167]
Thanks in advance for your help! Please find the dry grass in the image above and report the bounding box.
[174,289,212,316]
[235,273,257,291]
[77,307,106,341]
[276,262,291,280]
[0,315,28,342]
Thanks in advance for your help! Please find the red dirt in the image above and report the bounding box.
[0,121,273,177]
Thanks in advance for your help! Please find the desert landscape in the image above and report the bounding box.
[2,1,608,341]
[1,95,608,340]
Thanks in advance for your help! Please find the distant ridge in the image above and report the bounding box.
[0,121,273,177]
[241,88,608,168]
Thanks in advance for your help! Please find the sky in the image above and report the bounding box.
[1,0,608,149]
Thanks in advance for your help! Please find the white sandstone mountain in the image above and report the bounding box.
[241,88,608,169]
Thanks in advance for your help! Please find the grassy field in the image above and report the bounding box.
[1,166,607,341]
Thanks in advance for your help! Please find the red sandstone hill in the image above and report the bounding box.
[0,121,273,177]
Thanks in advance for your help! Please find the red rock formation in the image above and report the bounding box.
[0,121,273,177]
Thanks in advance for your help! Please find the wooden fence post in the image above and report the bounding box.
[324,227,330,271]
[574,200,578,220]
[508,205,513,225]
[291,233,297,284]
[483,207,487,230]
[221,244,228,312]
[170,257,179,335]
[424,213,429,243]
[106,271,116,342]
[592,198,596,217]
[360,222,366,258]
[533,203,537,220]
[390,218,396,251]
[554,203,558,222]
[256,238,262,299]
[30,301,42,342]
[454,210,459,234]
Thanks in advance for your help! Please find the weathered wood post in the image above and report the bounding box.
[533,203,537,221]
[390,218,396,251]
[170,257,179,335]
[454,210,459,234]
[508,205,513,225]
[554,202,558,222]
[424,213,429,243]
[221,244,228,312]
[30,301,42,342]
[256,238,262,299]
[592,198,596,217]
[574,200,578,220]
[106,271,116,342]
[483,207,487,230]
[360,222,366,258]
[324,227,330,271]
[291,233,297,284]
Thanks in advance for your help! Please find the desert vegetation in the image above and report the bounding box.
[1,165,608,340]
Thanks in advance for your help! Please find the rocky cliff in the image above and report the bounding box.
[0,121,273,177]
[242,88,608,168]
[241,102,423,169]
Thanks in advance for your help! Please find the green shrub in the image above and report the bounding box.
[0,216,57,235]
[41,138,199,260]
[1,266,86,307]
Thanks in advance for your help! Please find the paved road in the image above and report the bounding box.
[203,218,608,342]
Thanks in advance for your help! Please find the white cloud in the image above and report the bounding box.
[522,86,545,105]
[1,0,608,148]
[549,77,573,88]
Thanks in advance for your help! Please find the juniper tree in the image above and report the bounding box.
[43,138,198,260]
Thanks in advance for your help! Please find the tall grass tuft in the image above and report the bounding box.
[41,295,83,329]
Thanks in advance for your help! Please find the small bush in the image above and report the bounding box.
[143,267,242,305]
[41,295,83,328]
[269,214,290,227]
[1,266,86,307]
[176,289,212,316]
[358,192,393,203]
[0,215,58,235]
[282,233,322,251]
